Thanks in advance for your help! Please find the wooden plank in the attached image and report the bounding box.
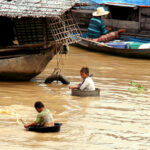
[76,21,89,27]
[42,18,47,48]
[141,22,150,30]
[71,9,94,14]
[120,32,150,38]
[76,17,91,22]
[0,41,56,53]
[103,19,139,30]
[80,28,88,32]
[74,3,97,7]
[139,7,141,31]
[141,18,150,23]
[141,7,150,16]
[140,30,150,35]
[72,13,92,18]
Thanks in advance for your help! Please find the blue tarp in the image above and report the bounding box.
[79,0,99,9]
[80,0,150,6]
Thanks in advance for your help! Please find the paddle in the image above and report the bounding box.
[19,118,25,125]
[79,37,109,47]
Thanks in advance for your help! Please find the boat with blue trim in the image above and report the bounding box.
[72,1,150,59]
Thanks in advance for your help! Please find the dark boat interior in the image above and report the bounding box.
[0,17,15,47]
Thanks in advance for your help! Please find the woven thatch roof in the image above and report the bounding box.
[0,0,79,18]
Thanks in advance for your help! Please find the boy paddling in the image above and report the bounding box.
[24,101,54,128]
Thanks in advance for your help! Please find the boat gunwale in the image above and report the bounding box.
[76,37,150,59]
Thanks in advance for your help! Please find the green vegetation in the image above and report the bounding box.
[128,81,147,93]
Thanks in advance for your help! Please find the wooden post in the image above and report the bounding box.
[42,18,47,48]
[138,7,141,32]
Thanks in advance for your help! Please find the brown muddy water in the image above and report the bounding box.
[0,46,150,150]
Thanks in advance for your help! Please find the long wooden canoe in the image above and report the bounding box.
[76,37,150,59]
[71,3,150,59]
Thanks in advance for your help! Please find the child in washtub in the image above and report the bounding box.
[69,67,95,91]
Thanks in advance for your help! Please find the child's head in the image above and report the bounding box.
[34,101,45,112]
[80,67,89,79]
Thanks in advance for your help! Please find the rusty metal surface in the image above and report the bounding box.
[0,0,80,18]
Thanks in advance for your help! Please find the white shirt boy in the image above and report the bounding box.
[79,77,95,91]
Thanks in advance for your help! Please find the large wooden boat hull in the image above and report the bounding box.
[0,46,57,81]
[76,38,150,59]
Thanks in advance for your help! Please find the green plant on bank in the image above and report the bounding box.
[128,81,147,93]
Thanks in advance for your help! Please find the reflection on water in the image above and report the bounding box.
[0,46,150,149]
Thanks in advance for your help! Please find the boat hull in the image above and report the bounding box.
[76,39,150,59]
[0,47,56,81]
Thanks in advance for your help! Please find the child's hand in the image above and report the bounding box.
[69,86,73,89]
[24,124,28,128]
[106,26,112,31]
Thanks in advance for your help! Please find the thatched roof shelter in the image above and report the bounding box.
[0,0,82,48]
[0,0,83,81]
[0,0,79,18]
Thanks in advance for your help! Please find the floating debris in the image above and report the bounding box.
[128,81,147,93]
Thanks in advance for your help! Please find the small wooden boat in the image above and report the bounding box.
[72,2,150,59]
[71,88,100,97]
[76,37,150,59]
[27,123,62,133]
